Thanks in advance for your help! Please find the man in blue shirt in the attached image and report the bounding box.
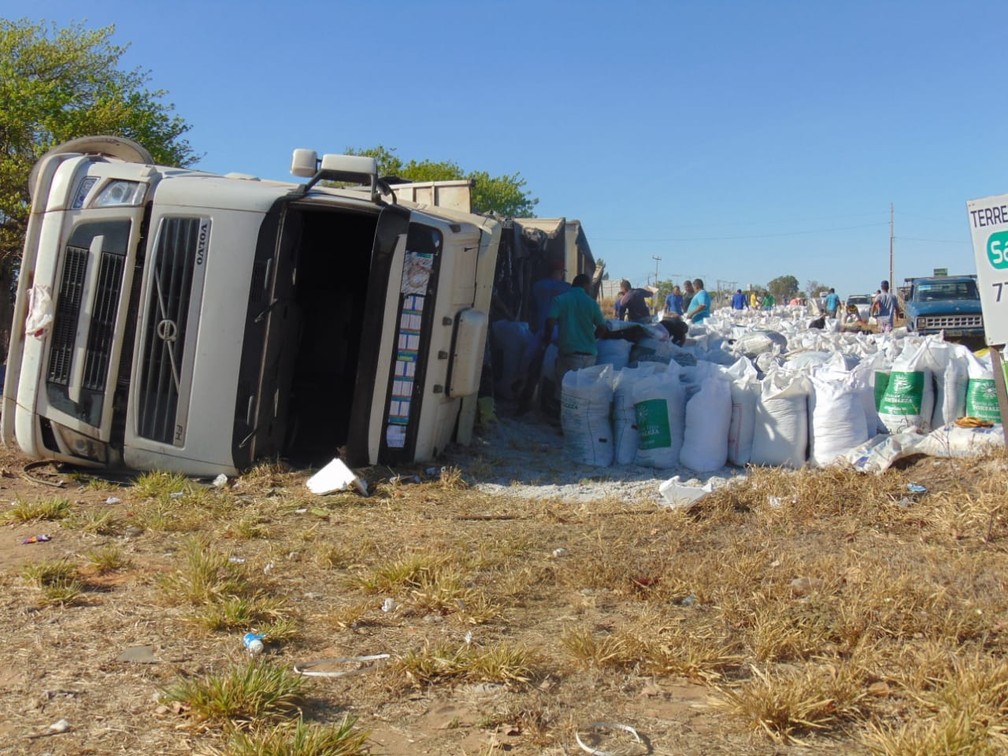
[544,274,609,399]
[730,289,747,310]
[531,259,570,334]
[824,288,841,318]
[664,285,684,316]
[685,278,712,322]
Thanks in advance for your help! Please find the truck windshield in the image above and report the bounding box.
[916,281,978,301]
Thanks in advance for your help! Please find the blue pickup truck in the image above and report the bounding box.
[904,274,984,339]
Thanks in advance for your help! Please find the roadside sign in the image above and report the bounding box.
[967,193,1008,346]
[968,193,1008,434]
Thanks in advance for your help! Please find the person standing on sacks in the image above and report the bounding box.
[542,274,609,401]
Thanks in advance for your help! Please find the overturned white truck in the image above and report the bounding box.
[3,137,501,475]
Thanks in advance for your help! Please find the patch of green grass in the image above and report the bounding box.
[67,508,121,535]
[85,544,130,573]
[192,595,289,632]
[161,658,305,728]
[22,558,85,606]
[213,715,369,756]
[160,538,253,605]
[394,641,537,687]
[133,470,191,500]
[5,497,70,522]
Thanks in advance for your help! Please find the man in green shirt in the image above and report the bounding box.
[543,274,609,399]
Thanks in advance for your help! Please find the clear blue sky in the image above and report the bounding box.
[10,0,1008,297]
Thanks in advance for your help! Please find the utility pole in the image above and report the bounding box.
[652,256,661,286]
[889,203,895,286]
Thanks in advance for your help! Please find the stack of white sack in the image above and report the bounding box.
[552,308,1001,471]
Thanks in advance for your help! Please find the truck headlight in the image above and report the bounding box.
[53,425,108,463]
[93,180,147,207]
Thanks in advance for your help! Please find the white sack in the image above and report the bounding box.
[877,340,935,433]
[679,368,732,472]
[965,352,1001,422]
[725,358,759,466]
[633,370,686,468]
[809,373,869,467]
[596,338,633,370]
[750,371,810,468]
[561,364,615,467]
[613,364,668,465]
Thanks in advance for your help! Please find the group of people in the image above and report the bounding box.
[521,263,902,416]
[522,267,715,411]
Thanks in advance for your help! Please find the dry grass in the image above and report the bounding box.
[3,445,1008,752]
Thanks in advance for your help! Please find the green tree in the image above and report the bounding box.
[805,279,830,298]
[767,274,800,303]
[0,19,197,266]
[348,145,538,218]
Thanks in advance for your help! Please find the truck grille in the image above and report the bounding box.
[47,246,127,392]
[919,314,983,330]
[136,217,205,444]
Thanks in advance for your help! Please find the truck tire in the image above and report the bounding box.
[28,135,154,201]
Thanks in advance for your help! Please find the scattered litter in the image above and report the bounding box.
[169,491,184,499]
[242,632,264,655]
[294,654,390,678]
[425,466,441,477]
[464,630,474,646]
[381,598,397,613]
[263,562,274,575]
[228,556,246,564]
[212,473,229,488]
[575,721,644,755]
[790,576,823,597]
[907,483,928,494]
[20,534,51,545]
[294,508,308,514]
[658,476,713,508]
[306,458,368,496]
[768,496,783,509]
[680,595,698,607]
[552,548,568,558]
[116,645,159,664]
[390,474,422,485]
[104,496,121,505]
[26,718,70,739]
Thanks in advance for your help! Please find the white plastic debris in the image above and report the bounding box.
[212,473,229,488]
[658,476,713,509]
[306,458,368,496]
[25,285,54,336]
[381,598,397,613]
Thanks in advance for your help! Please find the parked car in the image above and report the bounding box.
[845,294,872,323]
[904,275,984,340]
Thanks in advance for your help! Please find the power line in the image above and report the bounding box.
[593,221,888,243]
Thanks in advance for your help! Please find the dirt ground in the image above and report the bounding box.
[0,417,1005,755]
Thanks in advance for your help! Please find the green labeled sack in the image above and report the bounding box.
[966,378,1001,421]
[635,398,671,450]
[874,371,890,410]
[878,370,924,416]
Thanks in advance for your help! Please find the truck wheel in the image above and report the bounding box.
[28,135,154,200]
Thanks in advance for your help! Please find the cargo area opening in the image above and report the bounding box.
[282,207,378,465]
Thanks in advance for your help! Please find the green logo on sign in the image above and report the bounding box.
[987,231,1008,269]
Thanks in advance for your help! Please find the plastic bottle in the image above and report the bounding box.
[243,632,264,655]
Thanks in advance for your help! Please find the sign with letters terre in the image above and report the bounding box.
[967,193,1008,346]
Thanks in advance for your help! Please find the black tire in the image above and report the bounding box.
[28,135,154,201]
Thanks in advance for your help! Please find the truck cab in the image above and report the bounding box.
[3,139,501,475]
[904,274,984,339]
